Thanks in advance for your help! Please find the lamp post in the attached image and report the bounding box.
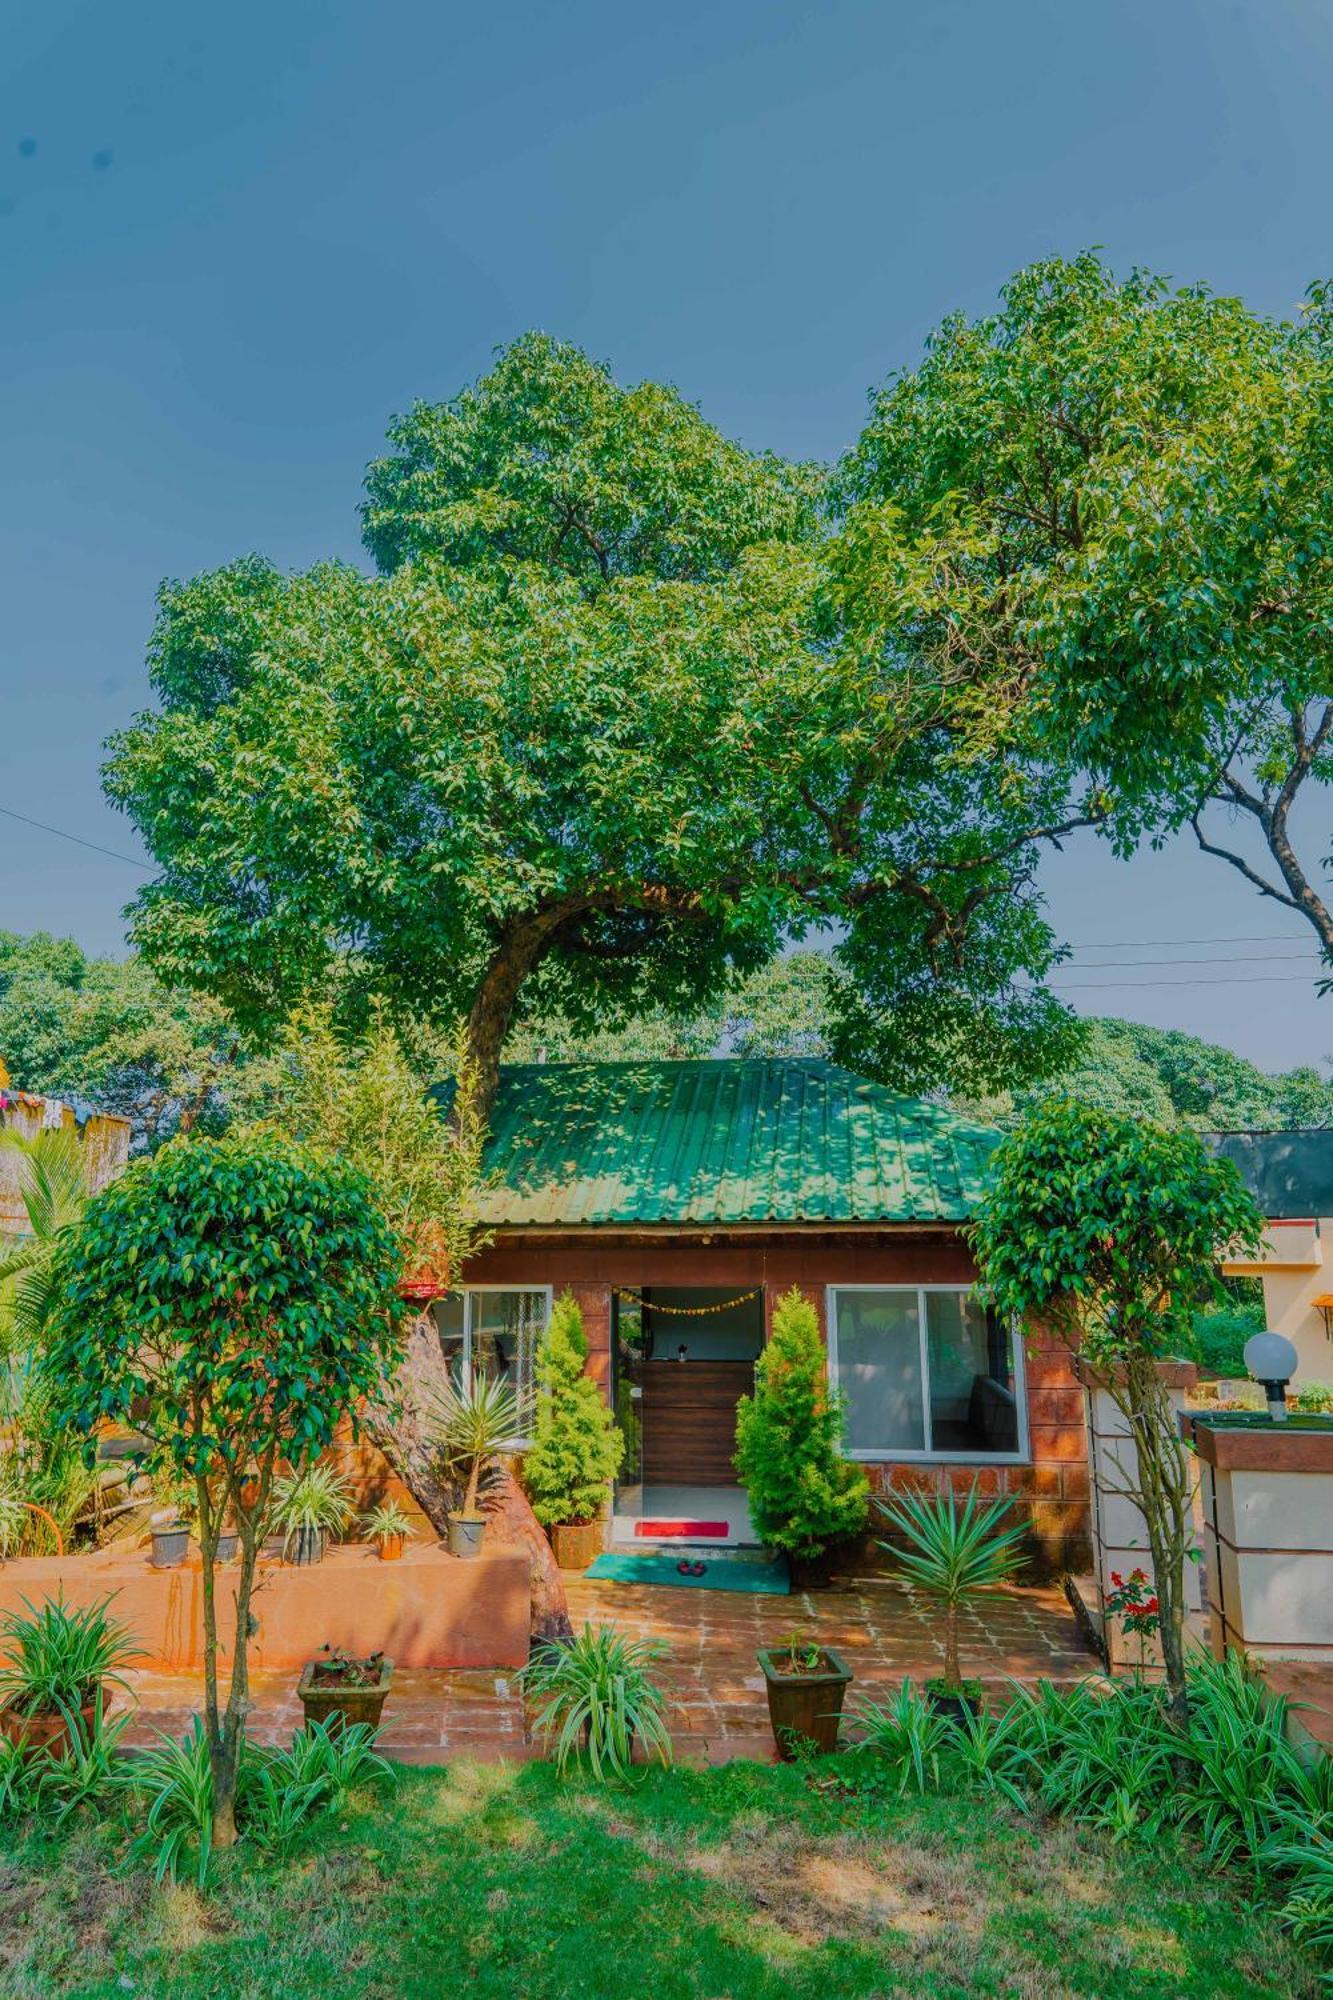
[1242,1330,1300,1423]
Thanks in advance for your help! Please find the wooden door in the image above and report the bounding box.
[639,1360,754,1486]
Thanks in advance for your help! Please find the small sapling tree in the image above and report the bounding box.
[734,1288,870,1566]
[969,1099,1262,1726]
[43,1132,404,1845]
[524,1292,624,1532]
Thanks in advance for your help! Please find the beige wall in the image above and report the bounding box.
[1223,1217,1333,1385]
[0,1094,131,1237]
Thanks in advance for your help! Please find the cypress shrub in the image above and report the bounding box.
[734,1287,869,1559]
[524,1292,624,1529]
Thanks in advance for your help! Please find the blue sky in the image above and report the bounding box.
[1,0,1330,1068]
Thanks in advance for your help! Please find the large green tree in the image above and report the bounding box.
[105,335,1100,1110]
[840,253,1333,982]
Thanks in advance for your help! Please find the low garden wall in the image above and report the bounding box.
[0,1543,531,1671]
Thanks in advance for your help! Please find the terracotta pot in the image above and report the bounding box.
[447,1513,487,1559]
[376,1534,405,1562]
[756,1647,852,1759]
[551,1519,605,1572]
[0,1690,101,1760]
[297,1658,394,1734]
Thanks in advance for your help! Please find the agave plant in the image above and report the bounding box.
[519,1622,674,1781]
[431,1369,525,1516]
[876,1483,1027,1694]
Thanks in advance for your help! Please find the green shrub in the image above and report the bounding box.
[1191,1302,1265,1378]
[523,1293,624,1529]
[1293,1380,1333,1414]
[734,1288,869,1561]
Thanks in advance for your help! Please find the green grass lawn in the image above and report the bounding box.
[0,1756,1319,2000]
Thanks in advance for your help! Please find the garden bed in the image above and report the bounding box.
[0,1543,531,1671]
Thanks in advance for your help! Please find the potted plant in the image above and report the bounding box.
[432,1369,525,1559]
[148,1507,190,1569]
[296,1643,394,1732]
[523,1293,623,1570]
[756,1629,853,1759]
[876,1483,1027,1722]
[519,1622,673,1780]
[0,1594,139,1758]
[734,1288,869,1588]
[215,1508,239,1564]
[272,1462,356,1566]
[363,1500,413,1561]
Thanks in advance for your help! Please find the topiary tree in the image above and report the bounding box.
[523,1292,624,1531]
[970,1099,1263,1727]
[42,1132,405,1847]
[734,1288,869,1565]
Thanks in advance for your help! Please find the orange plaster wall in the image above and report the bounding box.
[0,1544,531,1671]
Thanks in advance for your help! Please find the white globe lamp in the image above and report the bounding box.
[1243,1331,1300,1422]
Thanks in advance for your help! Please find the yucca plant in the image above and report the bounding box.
[876,1484,1027,1700]
[0,1593,139,1723]
[271,1463,356,1562]
[431,1369,525,1517]
[519,1623,674,1781]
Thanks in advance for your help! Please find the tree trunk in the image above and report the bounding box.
[485,1461,574,1647]
[462,905,589,1119]
[943,1601,961,1689]
[367,1312,573,1645]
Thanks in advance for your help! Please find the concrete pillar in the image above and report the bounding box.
[1192,1416,1333,1662]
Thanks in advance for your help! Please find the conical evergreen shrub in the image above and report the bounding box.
[524,1292,624,1529]
[734,1287,869,1559]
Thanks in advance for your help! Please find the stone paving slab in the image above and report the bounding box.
[110,1573,1098,1766]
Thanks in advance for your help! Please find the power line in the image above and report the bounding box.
[1062,952,1319,970]
[1048,972,1323,989]
[1067,933,1307,949]
[0,806,154,871]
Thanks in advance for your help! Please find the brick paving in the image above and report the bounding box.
[112,1571,1097,1767]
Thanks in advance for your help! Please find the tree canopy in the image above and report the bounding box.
[0,930,240,1149]
[841,252,1333,980]
[105,333,1104,1108]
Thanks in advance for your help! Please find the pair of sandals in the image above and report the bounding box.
[677,1558,708,1577]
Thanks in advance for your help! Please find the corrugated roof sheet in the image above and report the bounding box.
[456,1058,1002,1229]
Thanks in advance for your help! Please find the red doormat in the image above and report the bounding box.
[634,1519,729,1538]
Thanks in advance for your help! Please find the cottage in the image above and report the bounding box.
[441,1058,1091,1572]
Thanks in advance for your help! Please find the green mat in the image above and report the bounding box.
[585,1550,790,1594]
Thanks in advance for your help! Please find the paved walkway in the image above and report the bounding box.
[113,1572,1097,1766]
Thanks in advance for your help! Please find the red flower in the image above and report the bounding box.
[1110,1571,1123,1589]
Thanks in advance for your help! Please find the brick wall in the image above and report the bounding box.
[460,1230,1092,1576]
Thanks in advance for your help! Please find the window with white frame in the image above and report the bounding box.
[827,1285,1024,1460]
[432,1288,551,1432]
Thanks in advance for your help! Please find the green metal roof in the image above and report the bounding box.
[466,1058,1002,1229]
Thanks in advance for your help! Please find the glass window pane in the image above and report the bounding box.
[470,1290,548,1428]
[832,1290,925,1452]
[432,1294,466,1383]
[925,1291,1018,1454]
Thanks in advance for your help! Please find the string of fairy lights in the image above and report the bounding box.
[614,1287,762,1318]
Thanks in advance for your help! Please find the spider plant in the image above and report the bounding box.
[0,1593,140,1722]
[845,1679,955,1794]
[126,1719,218,1888]
[431,1370,525,1517]
[519,1623,674,1781]
[271,1463,356,1559]
[363,1500,413,1544]
[0,1490,26,1560]
[876,1483,1027,1696]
